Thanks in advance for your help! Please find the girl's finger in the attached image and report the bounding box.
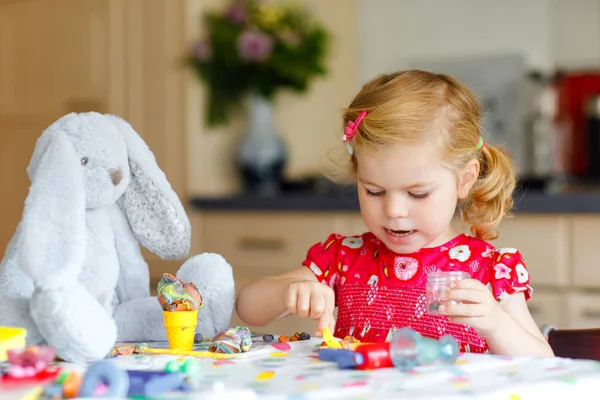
[296,290,311,318]
[442,288,485,304]
[309,294,326,320]
[449,278,485,290]
[284,286,298,314]
[439,302,485,317]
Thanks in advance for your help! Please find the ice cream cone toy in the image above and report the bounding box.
[157,273,203,351]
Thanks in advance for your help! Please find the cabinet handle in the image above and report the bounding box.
[237,237,285,251]
[582,309,600,319]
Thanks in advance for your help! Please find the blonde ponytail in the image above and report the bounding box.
[461,143,516,241]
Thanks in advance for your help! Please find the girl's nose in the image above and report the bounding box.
[384,194,409,219]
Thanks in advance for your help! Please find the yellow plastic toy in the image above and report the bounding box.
[321,327,342,349]
[0,326,27,362]
[162,310,198,351]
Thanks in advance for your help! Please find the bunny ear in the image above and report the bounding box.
[18,124,86,290]
[104,114,191,259]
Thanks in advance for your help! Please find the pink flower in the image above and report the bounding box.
[393,256,419,281]
[192,40,211,62]
[225,2,247,24]
[494,263,511,280]
[237,30,273,61]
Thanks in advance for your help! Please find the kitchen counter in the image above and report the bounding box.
[190,189,600,214]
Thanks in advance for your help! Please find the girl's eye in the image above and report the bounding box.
[365,189,384,197]
[80,157,89,166]
[409,192,430,199]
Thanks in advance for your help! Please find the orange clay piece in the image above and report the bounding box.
[341,335,361,350]
[278,335,289,343]
[62,372,82,399]
[290,336,298,341]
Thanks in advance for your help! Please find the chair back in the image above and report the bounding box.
[545,327,600,360]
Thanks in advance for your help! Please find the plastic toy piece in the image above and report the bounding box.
[389,328,459,372]
[128,370,191,397]
[318,349,357,369]
[321,327,342,349]
[0,366,60,389]
[6,345,56,378]
[78,359,192,398]
[0,327,27,362]
[140,347,241,359]
[78,360,129,397]
[318,328,460,371]
[319,344,393,370]
[354,343,395,370]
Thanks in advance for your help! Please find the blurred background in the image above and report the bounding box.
[2,0,600,335]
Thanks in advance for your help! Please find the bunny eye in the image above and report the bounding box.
[80,157,89,166]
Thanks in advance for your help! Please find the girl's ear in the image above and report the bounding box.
[457,159,480,200]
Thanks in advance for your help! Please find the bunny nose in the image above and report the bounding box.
[110,168,122,186]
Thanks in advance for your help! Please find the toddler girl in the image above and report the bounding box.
[236,70,554,357]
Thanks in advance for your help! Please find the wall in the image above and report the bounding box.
[186,0,600,196]
[357,0,600,83]
[186,0,359,195]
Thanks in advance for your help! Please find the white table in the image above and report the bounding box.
[2,337,600,399]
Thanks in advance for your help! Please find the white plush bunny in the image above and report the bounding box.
[0,112,235,362]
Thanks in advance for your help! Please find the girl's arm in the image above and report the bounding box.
[484,292,554,357]
[235,267,320,327]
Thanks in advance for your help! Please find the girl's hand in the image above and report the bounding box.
[284,280,336,336]
[438,279,503,338]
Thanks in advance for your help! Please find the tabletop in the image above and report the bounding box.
[3,335,600,399]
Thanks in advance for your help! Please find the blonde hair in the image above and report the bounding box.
[341,69,516,241]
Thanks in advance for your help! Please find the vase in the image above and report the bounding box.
[235,94,288,196]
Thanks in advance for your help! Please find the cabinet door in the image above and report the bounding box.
[527,291,564,329]
[0,0,110,251]
[565,292,600,329]
[0,0,191,288]
[201,212,345,270]
[231,262,335,335]
[202,212,343,335]
[490,215,569,287]
[572,215,600,289]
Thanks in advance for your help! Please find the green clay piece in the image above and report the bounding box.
[165,359,183,373]
[55,370,71,384]
[181,359,202,378]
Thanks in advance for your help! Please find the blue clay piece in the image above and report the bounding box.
[194,333,204,343]
[262,334,274,342]
[78,360,129,397]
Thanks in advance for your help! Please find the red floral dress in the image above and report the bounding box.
[302,232,532,353]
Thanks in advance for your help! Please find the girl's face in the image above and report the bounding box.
[355,141,477,254]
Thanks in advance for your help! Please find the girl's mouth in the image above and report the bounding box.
[385,228,414,237]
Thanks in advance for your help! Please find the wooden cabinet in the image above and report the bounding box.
[201,212,350,334]
[572,215,600,289]
[195,211,600,332]
[566,292,600,329]
[491,215,570,288]
[527,290,565,330]
[0,0,190,283]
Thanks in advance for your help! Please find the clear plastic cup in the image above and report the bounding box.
[426,271,470,315]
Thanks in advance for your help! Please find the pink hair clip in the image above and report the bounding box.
[342,110,367,155]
